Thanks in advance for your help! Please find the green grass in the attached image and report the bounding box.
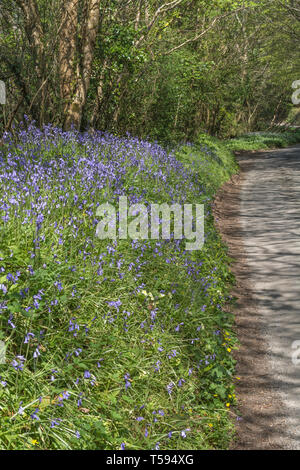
[1,125,297,450]
[224,129,300,152]
[0,126,241,450]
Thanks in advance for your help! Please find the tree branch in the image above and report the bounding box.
[163,7,247,55]
[135,0,183,47]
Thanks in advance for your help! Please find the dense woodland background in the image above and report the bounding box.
[0,0,300,452]
[0,0,299,143]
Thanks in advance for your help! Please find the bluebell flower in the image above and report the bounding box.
[124,373,131,390]
[50,418,61,428]
[18,402,24,415]
[8,315,16,329]
[24,332,35,344]
[30,408,40,420]
[33,347,40,359]
[0,284,7,294]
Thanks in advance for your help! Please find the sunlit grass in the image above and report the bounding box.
[0,122,239,450]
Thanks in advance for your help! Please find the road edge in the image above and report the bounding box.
[212,151,289,450]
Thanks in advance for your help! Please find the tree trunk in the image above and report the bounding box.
[16,0,44,77]
[91,58,108,128]
[59,0,78,124]
[63,0,101,130]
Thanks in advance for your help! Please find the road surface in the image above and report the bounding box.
[239,144,300,448]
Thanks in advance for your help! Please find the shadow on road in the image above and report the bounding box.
[214,144,300,449]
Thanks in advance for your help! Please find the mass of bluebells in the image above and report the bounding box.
[0,119,238,450]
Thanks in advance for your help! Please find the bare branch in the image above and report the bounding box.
[135,0,143,31]
[135,0,183,47]
[163,7,246,56]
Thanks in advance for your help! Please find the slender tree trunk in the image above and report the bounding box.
[59,0,78,124]
[91,58,108,127]
[63,0,101,130]
[16,0,44,77]
[15,0,46,121]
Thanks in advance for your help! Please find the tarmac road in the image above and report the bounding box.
[239,144,300,448]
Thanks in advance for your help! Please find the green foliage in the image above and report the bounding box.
[225,130,300,151]
[1,0,300,140]
[0,130,239,450]
[176,133,238,194]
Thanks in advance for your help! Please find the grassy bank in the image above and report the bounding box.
[0,122,239,450]
[0,125,298,450]
[225,129,300,152]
